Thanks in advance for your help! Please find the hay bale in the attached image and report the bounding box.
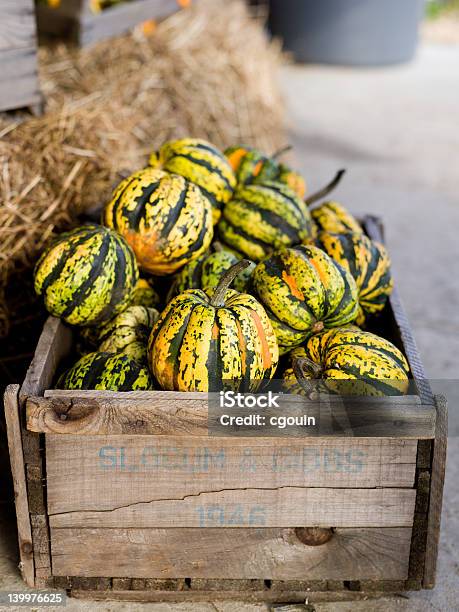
[0,0,286,337]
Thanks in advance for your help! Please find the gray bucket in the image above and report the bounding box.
[268,0,423,66]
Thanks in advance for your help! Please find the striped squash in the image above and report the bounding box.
[58,351,154,391]
[218,181,315,262]
[252,245,359,353]
[282,326,409,397]
[148,261,279,392]
[103,167,213,275]
[225,145,306,198]
[167,244,255,301]
[34,224,138,326]
[311,201,362,235]
[316,231,393,324]
[278,164,307,199]
[149,139,236,224]
[97,305,158,363]
[131,278,161,309]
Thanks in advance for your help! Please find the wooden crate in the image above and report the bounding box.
[4,217,447,604]
[0,0,41,113]
[36,0,183,47]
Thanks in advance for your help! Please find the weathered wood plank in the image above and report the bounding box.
[37,0,181,47]
[3,385,34,587]
[30,514,52,582]
[20,317,72,401]
[28,392,436,438]
[28,395,208,436]
[45,435,417,505]
[0,1,40,111]
[44,389,424,403]
[79,0,180,47]
[49,485,416,529]
[50,526,412,580]
[423,395,448,588]
[19,317,71,588]
[0,0,37,51]
[46,436,417,529]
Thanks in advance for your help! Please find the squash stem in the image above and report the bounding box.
[304,169,346,207]
[210,260,252,307]
[292,356,322,398]
[272,144,292,159]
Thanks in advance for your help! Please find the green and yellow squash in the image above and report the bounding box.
[103,167,213,275]
[98,305,158,363]
[316,230,393,324]
[131,278,160,309]
[311,201,362,235]
[148,261,279,392]
[58,351,154,391]
[225,145,307,198]
[252,245,359,352]
[167,243,255,301]
[218,181,315,261]
[149,138,236,224]
[34,224,138,326]
[282,325,409,397]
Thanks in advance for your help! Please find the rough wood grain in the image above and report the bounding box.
[43,389,424,403]
[48,484,415,529]
[0,0,37,50]
[50,526,412,580]
[20,317,72,401]
[28,395,208,436]
[423,395,448,588]
[3,385,34,587]
[19,317,71,588]
[45,435,417,506]
[0,1,41,111]
[28,392,436,438]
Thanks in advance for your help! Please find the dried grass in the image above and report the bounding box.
[0,0,286,336]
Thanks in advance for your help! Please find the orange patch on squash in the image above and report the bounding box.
[250,312,272,369]
[177,0,192,8]
[252,160,263,177]
[226,148,248,171]
[281,271,304,300]
[308,257,329,286]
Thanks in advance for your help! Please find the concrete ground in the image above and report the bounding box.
[1,42,458,611]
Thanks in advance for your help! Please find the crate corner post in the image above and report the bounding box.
[3,384,35,588]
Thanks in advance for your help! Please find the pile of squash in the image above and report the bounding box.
[34,138,409,396]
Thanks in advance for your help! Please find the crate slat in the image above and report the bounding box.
[45,435,417,490]
[37,0,181,47]
[26,390,436,438]
[0,0,40,112]
[3,385,35,587]
[423,395,447,588]
[48,485,416,529]
[50,526,412,580]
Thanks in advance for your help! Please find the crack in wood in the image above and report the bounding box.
[49,484,411,517]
